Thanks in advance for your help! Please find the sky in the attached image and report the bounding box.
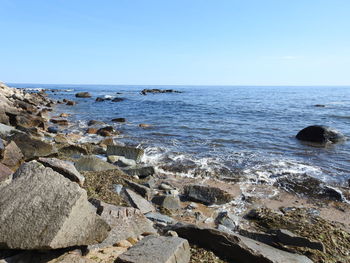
[0,0,350,85]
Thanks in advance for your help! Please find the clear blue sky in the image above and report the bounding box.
[1,0,349,85]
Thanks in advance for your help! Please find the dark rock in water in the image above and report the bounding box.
[112,117,126,123]
[275,174,345,202]
[0,164,110,249]
[50,118,68,126]
[152,195,181,210]
[106,145,144,161]
[88,120,105,126]
[122,166,155,179]
[296,125,345,144]
[314,104,326,107]
[38,157,85,186]
[75,92,91,98]
[171,223,313,263]
[97,126,118,137]
[112,97,125,102]
[47,126,59,134]
[95,97,111,102]
[86,127,98,134]
[183,184,233,205]
[66,100,76,106]
[75,155,118,172]
[140,89,182,95]
[89,200,156,249]
[116,235,190,263]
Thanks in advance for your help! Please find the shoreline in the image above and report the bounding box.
[0,82,350,262]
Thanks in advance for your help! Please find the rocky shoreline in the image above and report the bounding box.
[0,82,350,263]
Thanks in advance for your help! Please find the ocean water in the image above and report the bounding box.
[12,84,350,186]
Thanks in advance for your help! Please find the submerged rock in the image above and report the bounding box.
[296,125,345,144]
[0,164,110,249]
[140,89,182,95]
[184,184,233,205]
[116,235,190,263]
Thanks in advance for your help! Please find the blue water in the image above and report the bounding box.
[11,84,350,185]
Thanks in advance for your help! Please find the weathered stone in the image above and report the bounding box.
[97,126,118,137]
[10,133,55,160]
[89,200,156,249]
[183,184,233,205]
[75,92,91,98]
[49,253,96,263]
[87,120,104,126]
[86,128,98,134]
[122,188,155,214]
[296,125,345,144]
[0,163,12,185]
[124,179,152,200]
[215,211,239,231]
[0,165,110,250]
[116,235,190,263]
[75,156,118,172]
[152,195,181,210]
[50,119,68,125]
[0,123,20,138]
[145,212,176,225]
[58,144,88,158]
[112,118,126,123]
[66,100,76,106]
[106,145,144,161]
[48,126,59,134]
[38,157,85,185]
[172,223,313,263]
[109,156,136,167]
[1,140,23,169]
[122,166,155,178]
[12,161,45,180]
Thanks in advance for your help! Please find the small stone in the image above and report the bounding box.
[126,237,138,245]
[115,240,133,248]
[165,231,178,237]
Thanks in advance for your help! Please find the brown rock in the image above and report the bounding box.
[50,119,69,126]
[86,128,98,134]
[0,163,13,184]
[1,141,23,169]
[66,100,76,106]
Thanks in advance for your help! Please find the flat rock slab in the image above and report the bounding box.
[116,236,190,263]
[39,157,85,185]
[122,188,155,214]
[89,200,156,249]
[183,184,233,205]
[107,145,144,161]
[75,155,118,172]
[0,163,110,249]
[172,223,313,263]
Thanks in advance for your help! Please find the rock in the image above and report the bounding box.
[124,179,152,200]
[122,166,155,178]
[145,212,176,225]
[314,104,326,107]
[108,155,136,167]
[58,144,88,158]
[38,157,85,186]
[0,123,20,138]
[106,145,144,161]
[87,120,105,126]
[0,163,13,185]
[10,133,55,160]
[50,119,68,125]
[75,155,118,172]
[296,125,345,144]
[75,92,91,98]
[122,188,155,214]
[112,98,125,102]
[49,253,97,263]
[97,126,117,137]
[215,211,239,231]
[159,182,175,191]
[9,113,46,129]
[89,200,156,249]
[95,97,111,102]
[48,126,59,134]
[1,141,23,169]
[152,195,181,210]
[0,164,110,250]
[139,123,151,128]
[140,89,182,95]
[275,229,325,252]
[60,113,70,117]
[183,184,233,205]
[86,128,98,134]
[66,100,76,106]
[116,235,190,263]
[112,118,126,123]
[171,223,313,263]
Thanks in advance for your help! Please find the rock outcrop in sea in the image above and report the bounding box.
[0,81,349,263]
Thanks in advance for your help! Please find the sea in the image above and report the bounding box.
[11,84,350,187]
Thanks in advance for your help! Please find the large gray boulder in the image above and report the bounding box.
[38,157,85,186]
[172,223,313,263]
[0,164,110,250]
[116,235,190,263]
[106,145,144,161]
[74,155,118,172]
[89,200,156,249]
[296,125,345,144]
[183,184,233,205]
